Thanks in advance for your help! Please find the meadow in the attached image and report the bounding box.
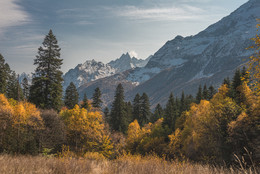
[0,154,258,174]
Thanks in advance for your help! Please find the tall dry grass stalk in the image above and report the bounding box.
[0,154,258,174]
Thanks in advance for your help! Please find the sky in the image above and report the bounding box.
[0,0,248,74]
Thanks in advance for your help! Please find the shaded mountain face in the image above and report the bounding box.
[78,0,260,108]
[125,0,259,107]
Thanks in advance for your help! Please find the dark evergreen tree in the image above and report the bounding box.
[132,93,141,122]
[163,93,178,131]
[223,77,231,88]
[103,107,110,122]
[151,103,164,123]
[231,69,242,103]
[208,85,216,100]
[110,84,128,133]
[21,77,30,100]
[180,91,186,113]
[81,93,90,110]
[0,54,9,94]
[92,87,102,108]
[202,84,209,100]
[6,71,24,100]
[126,101,133,123]
[29,30,63,110]
[139,93,150,126]
[196,85,203,103]
[64,82,79,109]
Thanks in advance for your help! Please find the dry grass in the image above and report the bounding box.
[0,154,258,174]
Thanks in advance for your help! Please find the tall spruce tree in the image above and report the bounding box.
[151,103,164,123]
[208,85,216,100]
[132,93,141,121]
[110,83,128,133]
[163,93,178,131]
[92,87,102,108]
[103,107,110,122]
[6,71,24,101]
[29,30,63,110]
[64,82,79,109]
[21,77,30,100]
[81,93,90,110]
[196,85,203,103]
[231,69,242,103]
[139,93,150,126]
[202,84,209,100]
[0,54,10,94]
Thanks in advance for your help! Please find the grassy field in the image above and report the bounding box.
[0,154,258,174]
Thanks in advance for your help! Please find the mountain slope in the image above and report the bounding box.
[125,0,259,107]
[78,0,259,108]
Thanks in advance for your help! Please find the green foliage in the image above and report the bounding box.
[151,104,164,123]
[163,93,179,132]
[81,93,90,110]
[110,84,128,133]
[0,54,10,94]
[139,93,151,126]
[92,87,102,108]
[21,77,29,100]
[29,29,63,111]
[196,85,203,103]
[64,82,79,109]
[6,71,24,101]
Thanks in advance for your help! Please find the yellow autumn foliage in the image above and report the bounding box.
[60,105,114,158]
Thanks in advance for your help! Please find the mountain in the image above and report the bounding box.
[63,53,149,89]
[108,53,150,73]
[63,59,116,89]
[125,0,259,107]
[78,0,260,108]
[18,72,32,84]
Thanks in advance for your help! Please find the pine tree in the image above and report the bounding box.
[132,93,141,122]
[223,77,231,88]
[126,101,133,123]
[196,85,203,103]
[81,93,90,110]
[231,69,242,103]
[29,30,63,110]
[64,82,79,109]
[180,91,187,113]
[0,54,9,94]
[21,77,30,100]
[103,107,110,122]
[202,84,209,100]
[6,71,24,100]
[208,85,216,100]
[151,103,164,123]
[163,93,178,131]
[139,93,150,126]
[110,84,128,133]
[92,87,102,108]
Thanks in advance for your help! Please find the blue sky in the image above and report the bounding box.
[0,0,248,74]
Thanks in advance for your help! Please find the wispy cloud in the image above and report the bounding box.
[57,8,94,26]
[0,0,31,35]
[112,5,221,22]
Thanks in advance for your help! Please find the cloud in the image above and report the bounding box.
[0,0,31,35]
[129,50,138,58]
[112,5,221,22]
